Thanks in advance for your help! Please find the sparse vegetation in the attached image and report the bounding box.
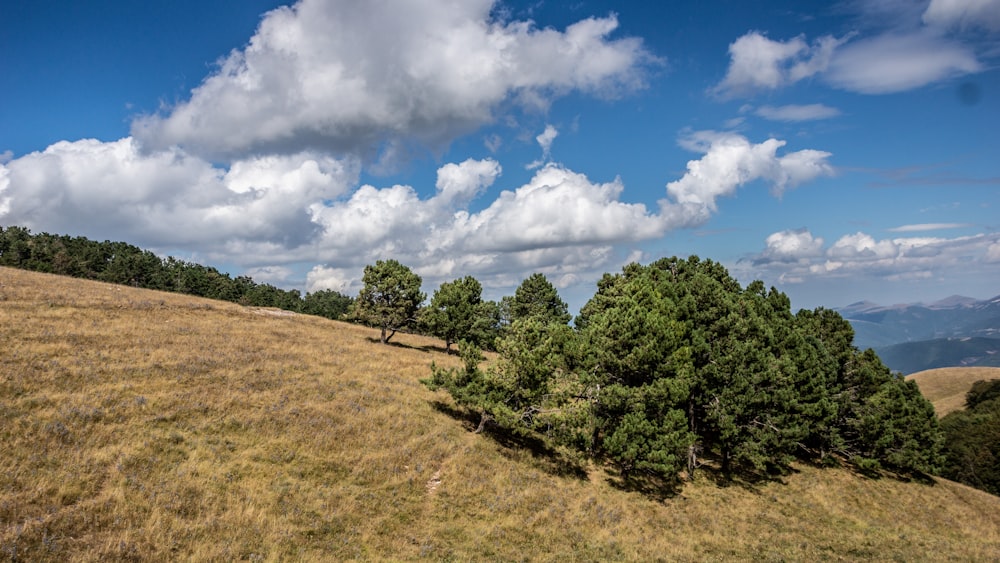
[3,267,1000,561]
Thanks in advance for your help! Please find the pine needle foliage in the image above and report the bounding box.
[427,256,945,486]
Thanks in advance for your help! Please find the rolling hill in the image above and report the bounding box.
[907,367,1000,417]
[2,266,1000,560]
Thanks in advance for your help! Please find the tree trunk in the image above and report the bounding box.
[475,412,492,433]
[381,326,396,344]
[687,398,698,478]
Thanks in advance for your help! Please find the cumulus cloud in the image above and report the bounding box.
[712,32,846,98]
[746,228,1000,283]
[304,161,670,283]
[663,131,833,226]
[714,6,986,98]
[755,104,841,122]
[923,0,1000,31]
[754,228,825,264]
[0,137,357,254]
[827,232,900,260]
[1,129,834,297]
[302,132,834,286]
[306,265,362,295]
[458,164,666,252]
[131,0,657,161]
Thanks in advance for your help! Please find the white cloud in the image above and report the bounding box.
[527,124,559,169]
[1,132,833,299]
[433,158,502,206]
[305,161,671,281]
[986,241,1000,262]
[755,104,841,122]
[825,31,981,94]
[711,32,846,98]
[828,232,900,260]
[458,164,667,252]
[537,125,559,157]
[484,133,503,153]
[131,0,657,161]
[663,131,833,226]
[306,265,361,295]
[0,137,357,254]
[887,222,971,232]
[923,0,1000,31]
[714,16,983,98]
[755,228,825,264]
[746,228,1000,283]
[244,265,295,286]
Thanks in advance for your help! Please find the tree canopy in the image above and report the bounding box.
[423,276,479,352]
[940,379,1000,495]
[508,273,571,326]
[426,256,944,489]
[352,259,425,344]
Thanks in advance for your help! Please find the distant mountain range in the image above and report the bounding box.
[836,294,1000,374]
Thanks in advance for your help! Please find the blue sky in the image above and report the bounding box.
[2,0,998,313]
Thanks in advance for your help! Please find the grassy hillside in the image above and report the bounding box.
[3,267,1000,561]
[908,367,1000,417]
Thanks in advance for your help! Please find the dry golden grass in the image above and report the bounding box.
[908,367,1000,417]
[3,266,1000,561]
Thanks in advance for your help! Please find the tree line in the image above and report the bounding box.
[412,256,944,487]
[0,225,352,319]
[349,258,569,349]
[939,379,1000,496]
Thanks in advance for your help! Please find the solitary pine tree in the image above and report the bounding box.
[352,259,424,344]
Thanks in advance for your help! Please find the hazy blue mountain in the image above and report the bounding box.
[836,295,1000,374]
[876,337,1000,375]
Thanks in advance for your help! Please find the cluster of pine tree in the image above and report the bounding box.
[0,225,352,319]
[425,256,944,484]
[940,379,1000,495]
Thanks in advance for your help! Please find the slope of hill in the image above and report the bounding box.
[3,267,1000,561]
[907,367,1000,417]
[879,337,1000,375]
